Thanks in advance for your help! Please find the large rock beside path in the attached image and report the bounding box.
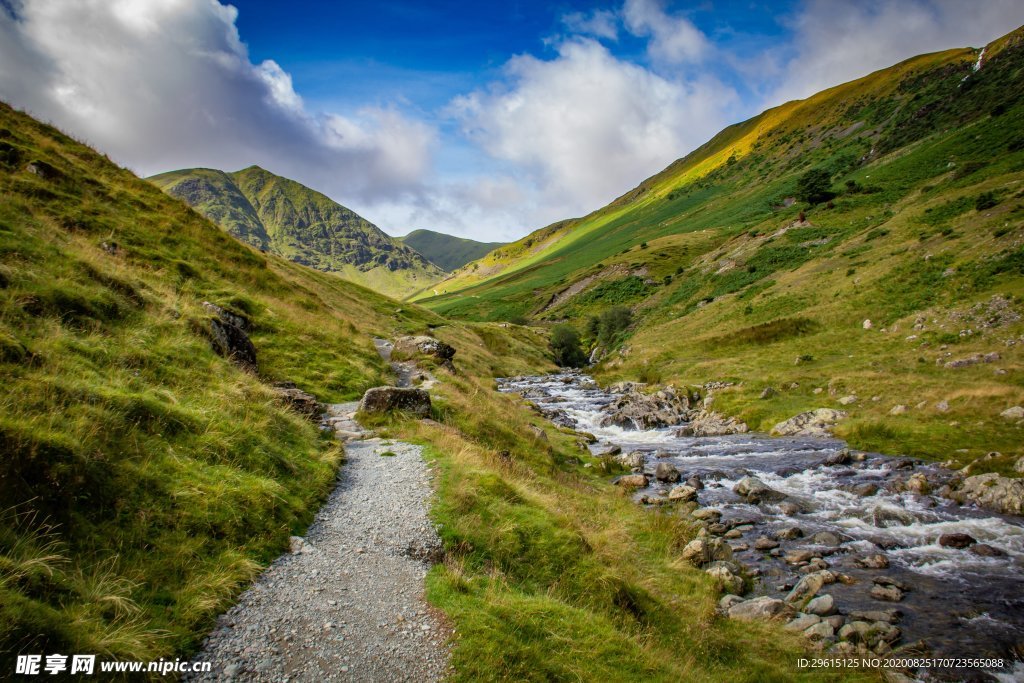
[393,335,456,362]
[358,387,432,418]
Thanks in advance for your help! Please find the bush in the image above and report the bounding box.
[976,191,998,211]
[594,306,632,348]
[795,168,835,204]
[550,324,586,367]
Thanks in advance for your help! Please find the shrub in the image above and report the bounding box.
[595,306,632,348]
[975,192,998,211]
[550,324,586,367]
[795,168,835,204]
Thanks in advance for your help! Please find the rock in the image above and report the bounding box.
[724,529,743,539]
[728,596,795,622]
[680,537,733,567]
[684,410,749,436]
[1000,406,1024,420]
[938,533,976,549]
[392,335,456,365]
[202,302,257,372]
[863,319,873,330]
[25,159,61,180]
[655,462,681,483]
[786,614,822,631]
[705,561,744,594]
[775,526,803,540]
[719,594,744,611]
[754,536,779,551]
[770,409,848,438]
[733,476,787,503]
[601,386,691,430]
[851,483,879,497]
[786,570,835,604]
[289,536,312,554]
[935,400,950,412]
[358,387,432,418]
[838,395,858,405]
[889,404,908,415]
[870,584,904,602]
[804,621,835,641]
[685,475,704,490]
[271,383,323,419]
[949,473,1024,516]
[839,621,872,643]
[805,594,836,617]
[778,501,802,515]
[970,543,1006,557]
[759,387,777,400]
[849,609,900,624]
[785,550,817,566]
[668,485,698,502]
[1015,457,1024,474]
[854,554,889,569]
[615,474,649,488]
[824,449,850,466]
[811,531,841,546]
[873,575,909,591]
[904,473,931,495]
[691,508,722,522]
[617,450,645,469]
[601,444,622,457]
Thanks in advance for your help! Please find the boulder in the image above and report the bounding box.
[618,450,645,469]
[854,554,889,569]
[949,473,1024,516]
[202,302,257,373]
[358,386,431,418]
[1000,406,1024,419]
[719,594,745,612]
[691,508,721,522]
[970,543,1006,557]
[838,621,872,643]
[775,526,803,540]
[851,483,879,497]
[655,462,681,483]
[600,386,690,430]
[838,395,857,405]
[271,382,323,419]
[904,473,931,495]
[680,537,733,566]
[615,474,649,488]
[770,409,848,438]
[824,449,851,466]
[754,536,779,551]
[684,410,749,436]
[805,594,836,617]
[392,335,456,363]
[889,404,908,415]
[785,614,822,631]
[733,476,786,504]
[803,621,835,641]
[727,596,795,622]
[668,485,698,502]
[869,584,904,602]
[705,561,744,594]
[811,531,842,547]
[786,570,835,604]
[938,533,976,549]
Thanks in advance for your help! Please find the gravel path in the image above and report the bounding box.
[184,401,452,681]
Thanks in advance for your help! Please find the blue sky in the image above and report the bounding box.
[2,0,1023,240]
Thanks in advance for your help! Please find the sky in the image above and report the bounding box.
[2,1,1024,241]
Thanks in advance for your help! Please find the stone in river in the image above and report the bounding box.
[754,537,780,551]
[938,532,977,549]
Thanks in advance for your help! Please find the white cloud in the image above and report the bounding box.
[0,0,435,205]
[447,38,737,228]
[767,0,1024,105]
[622,0,709,65]
[562,9,619,41]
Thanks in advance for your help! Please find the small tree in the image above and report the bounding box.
[796,168,835,204]
[550,324,586,367]
[597,306,632,347]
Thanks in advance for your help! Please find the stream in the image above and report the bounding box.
[498,371,1024,682]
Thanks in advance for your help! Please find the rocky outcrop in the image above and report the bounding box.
[948,473,1024,516]
[392,336,456,363]
[358,387,432,418]
[677,411,748,437]
[770,409,848,438]
[202,301,257,373]
[271,382,323,420]
[600,386,691,430]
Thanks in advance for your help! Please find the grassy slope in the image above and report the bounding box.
[149,166,444,299]
[399,229,504,273]
[0,103,867,681]
[416,30,1024,465]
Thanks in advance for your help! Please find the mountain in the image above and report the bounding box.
[417,27,1024,461]
[149,166,444,298]
[399,228,503,272]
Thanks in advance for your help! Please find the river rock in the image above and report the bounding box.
[824,449,851,466]
[851,483,879,497]
[838,621,872,643]
[804,621,835,641]
[691,508,721,522]
[771,409,848,438]
[681,537,733,566]
[601,444,622,457]
[970,543,1006,557]
[786,570,835,604]
[811,531,842,546]
[805,594,836,617]
[668,485,698,502]
[949,473,1024,516]
[615,474,649,488]
[618,450,645,469]
[775,526,803,540]
[600,386,690,430]
[870,584,904,602]
[778,501,802,515]
[849,609,900,624]
[685,410,749,436]
[705,561,744,594]
[786,614,822,631]
[719,594,745,611]
[785,550,817,566]
[754,536,779,551]
[938,532,976,549]
[733,476,787,504]
[358,387,431,418]
[655,462,681,482]
[854,554,889,569]
[728,596,795,622]
[904,473,931,495]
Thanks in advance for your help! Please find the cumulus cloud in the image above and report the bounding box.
[0,0,435,205]
[448,38,738,226]
[562,9,619,41]
[766,0,1024,105]
[622,0,710,65]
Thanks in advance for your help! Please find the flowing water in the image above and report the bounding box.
[498,371,1024,681]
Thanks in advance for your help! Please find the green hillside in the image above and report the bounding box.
[399,228,503,272]
[418,27,1024,463]
[149,166,444,298]
[0,102,844,681]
